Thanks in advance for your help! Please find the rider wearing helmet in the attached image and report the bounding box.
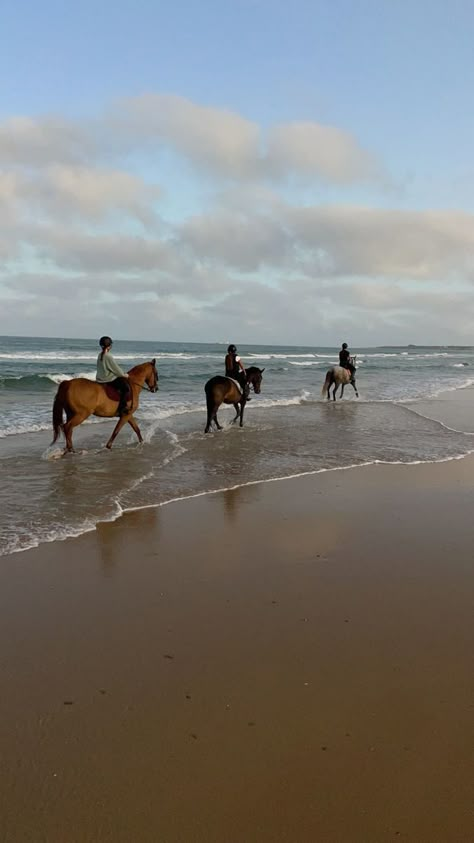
[339,342,356,381]
[96,336,132,415]
[225,344,251,401]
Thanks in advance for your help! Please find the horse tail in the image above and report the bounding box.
[205,380,214,412]
[51,382,67,443]
[321,368,333,397]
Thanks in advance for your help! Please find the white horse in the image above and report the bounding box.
[322,366,359,401]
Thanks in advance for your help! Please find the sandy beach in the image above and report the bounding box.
[1,454,473,842]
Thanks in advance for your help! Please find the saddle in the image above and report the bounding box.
[102,383,121,402]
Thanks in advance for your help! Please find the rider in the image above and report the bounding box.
[96,336,132,415]
[339,342,356,382]
[225,344,251,401]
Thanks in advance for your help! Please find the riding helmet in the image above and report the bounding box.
[99,336,113,349]
[342,342,348,349]
[227,344,237,353]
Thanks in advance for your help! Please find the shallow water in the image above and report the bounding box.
[1,336,474,555]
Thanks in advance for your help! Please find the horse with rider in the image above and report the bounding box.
[322,342,359,401]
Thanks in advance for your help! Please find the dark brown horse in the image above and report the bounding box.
[204,367,264,433]
[51,360,159,452]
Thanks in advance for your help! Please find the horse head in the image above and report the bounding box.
[146,358,159,393]
[246,366,265,394]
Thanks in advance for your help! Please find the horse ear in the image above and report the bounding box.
[261,367,265,373]
[151,358,156,365]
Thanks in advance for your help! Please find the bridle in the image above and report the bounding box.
[132,382,154,393]
[129,365,159,393]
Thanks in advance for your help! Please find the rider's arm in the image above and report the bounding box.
[237,356,246,374]
[105,354,127,379]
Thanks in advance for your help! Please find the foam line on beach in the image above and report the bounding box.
[4,446,474,557]
[401,402,474,435]
[121,448,474,516]
[0,468,155,556]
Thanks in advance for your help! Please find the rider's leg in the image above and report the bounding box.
[239,373,251,401]
[115,378,131,415]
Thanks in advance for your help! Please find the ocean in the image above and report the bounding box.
[1,335,474,557]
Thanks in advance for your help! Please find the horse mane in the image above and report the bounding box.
[128,360,154,376]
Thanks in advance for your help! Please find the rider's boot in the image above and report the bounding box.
[119,399,132,416]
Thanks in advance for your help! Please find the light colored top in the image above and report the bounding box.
[96,351,127,383]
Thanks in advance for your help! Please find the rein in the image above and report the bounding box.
[129,380,153,392]
[127,367,158,393]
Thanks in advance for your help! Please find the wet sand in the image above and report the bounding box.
[412,383,474,432]
[1,457,474,842]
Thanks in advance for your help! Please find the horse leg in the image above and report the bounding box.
[106,414,130,449]
[232,402,241,423]
[127,415,143,444]
[213,406,222,430]
[205,402,222,432]
[351,380,359,398]
[332,382,337,401]
[205,390,222,433]
[239,398,246,427]
[63,411,89,453]
[341,384,345,398]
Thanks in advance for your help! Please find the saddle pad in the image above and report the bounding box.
[225,376,243,394]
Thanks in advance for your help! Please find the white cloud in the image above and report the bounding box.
[267,122,376,183]
[113,93,262,179]
[179,209,292,271]
[0,116,94,167]
[286,205,474,280]
[1,92,474,342]
[27,165,160,223]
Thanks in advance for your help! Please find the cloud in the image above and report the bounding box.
[178,208,292,271]
[286,205,474,280]
[162,202,474,283]
[0,96,380,186]
[267,122,376,183]
[0,116,94,167]
[113,94,380,185]
[22,165,160,223]
[1,92,474,343]
[114,93,262,180]
[29,227,180,274]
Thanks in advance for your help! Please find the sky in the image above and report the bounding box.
[1,0,474,344]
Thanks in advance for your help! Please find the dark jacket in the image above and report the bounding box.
[339,349,350,367]
[225,352,240,379]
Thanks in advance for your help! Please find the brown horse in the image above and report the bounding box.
[204,367,264,433]
[321,365,358,401]
[51,360,159,452]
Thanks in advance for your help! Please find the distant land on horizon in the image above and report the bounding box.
[0,336,473,350]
